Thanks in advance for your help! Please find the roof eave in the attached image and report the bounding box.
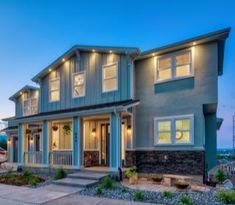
[9,85,39,101]
[31,45,140,83]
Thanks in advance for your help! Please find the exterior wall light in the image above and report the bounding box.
[30,137,34,143]
[127,125,131,135]
[7,138,11,144]
[109,50,112,54]
[91,128,96,137]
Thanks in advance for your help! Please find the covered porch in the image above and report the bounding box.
[15,100,138,172]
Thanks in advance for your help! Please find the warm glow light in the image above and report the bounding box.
[30,137,34,143]
[127,125,131,134]
[20,92,22,95]
[193,42,196,45]
[109,50,112,54]
[91,128,96,137]
[49,68,52,72]
[62,58,65,62]
[152,53,155,56]
[7,139,11,144]
[92,49,95,52]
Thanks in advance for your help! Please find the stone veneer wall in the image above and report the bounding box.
[125,150,136,167]
[135,150,205,175]
[83,151,99,166]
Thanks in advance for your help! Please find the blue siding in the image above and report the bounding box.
[40,52,132,113]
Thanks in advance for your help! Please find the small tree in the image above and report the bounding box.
[214,169,227,184]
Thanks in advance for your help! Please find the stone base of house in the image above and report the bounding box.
[83,151,99,167]
[124,150,205,176]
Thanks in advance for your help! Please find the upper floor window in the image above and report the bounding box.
[23,93,38,116]
[156,49,193,83]
[72,71,85,98]
[102,62,118,92]
[49,78,60,102]
[154,114,194,145]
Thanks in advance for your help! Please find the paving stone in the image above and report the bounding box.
[53,178,98,187]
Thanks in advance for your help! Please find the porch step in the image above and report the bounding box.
[52,177,99,188]
[68,171,108,180]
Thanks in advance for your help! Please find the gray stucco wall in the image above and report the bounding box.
[40,52,132,113]
[134,42,218,150]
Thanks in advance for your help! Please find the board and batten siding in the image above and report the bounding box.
[40,52,132,113]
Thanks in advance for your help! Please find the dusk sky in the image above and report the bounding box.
[0,0,234,148]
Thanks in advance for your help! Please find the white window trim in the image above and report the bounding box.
[49,77,60,102]
[154,48,195,84]
[72,71,86,98]
[154,114,194,146]
[102,62,118,93]
[23,97,38,116]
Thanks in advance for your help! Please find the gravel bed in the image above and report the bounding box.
[79,183,225,205]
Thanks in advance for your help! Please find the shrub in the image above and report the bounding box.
[28,177,40,186]
[134,190,144,201]
[23,171,32,178]
[214,169,227,184]
[100,176,115,189]
[96,187,103,195]
[54,168,67,180]
[152,175,163,182]
[174,179,190,189]
[162,190,173,198]
[125,167,137,179]
[180,195,193,205]
[122,187,128,193]
[216,190,235,204]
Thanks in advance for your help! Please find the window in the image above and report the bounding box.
[49,78,60,102]
[154,114,194,145]
[73,71,85,97]
[23,93,38,116]
[102,62,118,92]
[156,49,192,82]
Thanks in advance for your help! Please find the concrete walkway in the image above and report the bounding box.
[0,183,155,205]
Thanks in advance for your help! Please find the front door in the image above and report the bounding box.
[13,136,18,163]
[100,123,110,166]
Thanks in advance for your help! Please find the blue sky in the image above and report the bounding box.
[0,0,234,148]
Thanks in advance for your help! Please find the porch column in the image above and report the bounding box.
[18,124,23,165]
[72,116,81,169]
[42,120,49,167]
[110,112,122,171]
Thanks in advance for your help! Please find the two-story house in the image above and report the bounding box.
[2,28,230,181]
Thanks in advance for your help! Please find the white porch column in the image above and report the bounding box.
[109,112,122,171]
[18,124,24,165]
[42,120,49,167]
[72,116,81,169]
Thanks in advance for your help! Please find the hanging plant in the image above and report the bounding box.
[63,124,71,135]
[25,129,31,134]
[52,125,58,131]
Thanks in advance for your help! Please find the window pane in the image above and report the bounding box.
[104,78,117,92]
[176,131,190,143]
[74,73,84,86]
[158,58,171,70]
[158,121,171,132]
[158,69,172,80]
[50,80,59,90]
[176,52,190,65]
[158,132,171,144]
[176,65,190,77]
[176,119,190,130]
[104,64,117,79]
[73,85,84,97]
[50,90,59,101]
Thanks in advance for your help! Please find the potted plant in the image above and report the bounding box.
[52,125,58,131]
[152,175,163,184]
[125,167,138,184]
[63,124,71,135]
[25,129,31,134]
[174,179,190,190]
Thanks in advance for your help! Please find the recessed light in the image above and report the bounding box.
[152,53,155,56]
[62,58,65,62]
[193,42,196,45]
[49,68,52,72]
[92,49,95,52]
[109,50,112,53]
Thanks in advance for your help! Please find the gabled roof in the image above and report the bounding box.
[32,45,140,83]
[9,85,39,101]
[136,27,231,76]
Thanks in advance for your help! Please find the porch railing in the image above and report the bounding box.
[24,151,43,165]
[49,150,72,167]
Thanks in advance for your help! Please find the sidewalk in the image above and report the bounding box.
[0,183,156,205]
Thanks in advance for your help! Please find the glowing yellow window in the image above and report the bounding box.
[157,120,171,144]
[175,52,191,77]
